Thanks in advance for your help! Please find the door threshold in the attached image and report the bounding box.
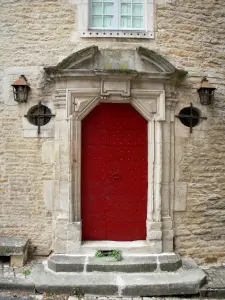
[80,240,152,255]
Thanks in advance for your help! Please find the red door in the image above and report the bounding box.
[81,103,147,241]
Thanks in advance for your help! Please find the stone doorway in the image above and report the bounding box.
[44,46,187,254]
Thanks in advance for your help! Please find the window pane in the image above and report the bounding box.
[121,0,131,2]
[132,16,143,28]
[132,0,142,2]
[121,16,132,27]
[103,3,114,14]
[92,2,103,14]
[92,15,102,27]
[132,4,143,16]
[103,16,113,27]
[121,3,131,15]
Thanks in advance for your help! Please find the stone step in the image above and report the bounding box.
[79,241,152,254]
[48,254,182,273]
[0,236,29,267]
[30,259,206,296]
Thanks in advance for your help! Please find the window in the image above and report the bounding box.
[23,102,55,138]
[90,0,144,30]
[26,104,52,127]
[77,0,154,38]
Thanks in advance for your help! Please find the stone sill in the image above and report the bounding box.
[80,30,154,39]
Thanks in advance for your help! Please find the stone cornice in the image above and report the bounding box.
[44,69,175,81]
[44,46,188,83]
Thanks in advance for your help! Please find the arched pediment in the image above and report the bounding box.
[44,46,187,80]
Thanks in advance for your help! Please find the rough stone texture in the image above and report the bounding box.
[48,255,86,272]
[0,0,225,263]
[48,255,160,273]
[158,254,182,272]
[158,0,225,264]
[86,256,157,273]
[0,237,28,255]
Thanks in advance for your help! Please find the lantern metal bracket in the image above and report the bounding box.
[175,102,207,133]
[24,101,55,135]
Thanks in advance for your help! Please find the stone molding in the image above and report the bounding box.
[53,89,67,109]
[60,87,168,253]
[49,47,187,254]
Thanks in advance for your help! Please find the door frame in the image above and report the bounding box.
[46,47,186,255]
[68,83,168,254]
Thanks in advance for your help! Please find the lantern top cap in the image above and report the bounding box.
[198,77,216,90]
[11,75,30,87]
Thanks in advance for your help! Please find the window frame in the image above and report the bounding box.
[77,0,154,39]
[89,0,146,31]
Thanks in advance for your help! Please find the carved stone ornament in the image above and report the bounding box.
[43,46,187,255]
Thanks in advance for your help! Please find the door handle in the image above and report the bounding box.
[112,173,119,180]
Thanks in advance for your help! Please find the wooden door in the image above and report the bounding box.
[81,103,147,241]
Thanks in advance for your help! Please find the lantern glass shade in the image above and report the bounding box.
[11,75,30,103]
[198,88,215,105]
[197,78,216,105]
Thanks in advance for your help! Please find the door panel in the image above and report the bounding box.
[81,103,147,241]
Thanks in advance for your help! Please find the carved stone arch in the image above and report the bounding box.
[45,46,187,255]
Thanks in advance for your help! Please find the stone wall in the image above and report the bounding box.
[0,0,225,261]
[156,0,225,264]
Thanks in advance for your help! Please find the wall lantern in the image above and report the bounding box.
[11,75,30,103]
[197,77,216,105]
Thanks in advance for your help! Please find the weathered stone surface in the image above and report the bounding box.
[86,256,157,273]
[47,254,186,273]
[30,260,206,296]
[0,278,35,293]
[0,237,29,267]
[0,237,28,255]
[48,255,86,272]
[0,0,224,263]
[158,254,182,271]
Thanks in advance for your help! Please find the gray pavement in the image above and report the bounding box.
[0,294,222,300]
[200,266,225,298]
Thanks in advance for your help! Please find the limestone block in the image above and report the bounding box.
[68,221,81,230]
[101,79,130,96]
[175,121,191,138]
[161,183,170,213]
[59,182,70,213]
[10,255,25,268]
[147,240,162,254]
[146,221,162,231]
[174,182,188,211]
[175,145,183,164]
[54,239,67,254]
[147,231,162,240]
[55,228,67,241]
[162,238,173,253]
[67,223,81,242]
[158,253,182,271]
[42,141,55,164]
[162,229,174,240]
[162,143,171,183]
[43,180,54,212]
[58,120,69,141]
[162,220,173,230]
[67,241,81,254]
